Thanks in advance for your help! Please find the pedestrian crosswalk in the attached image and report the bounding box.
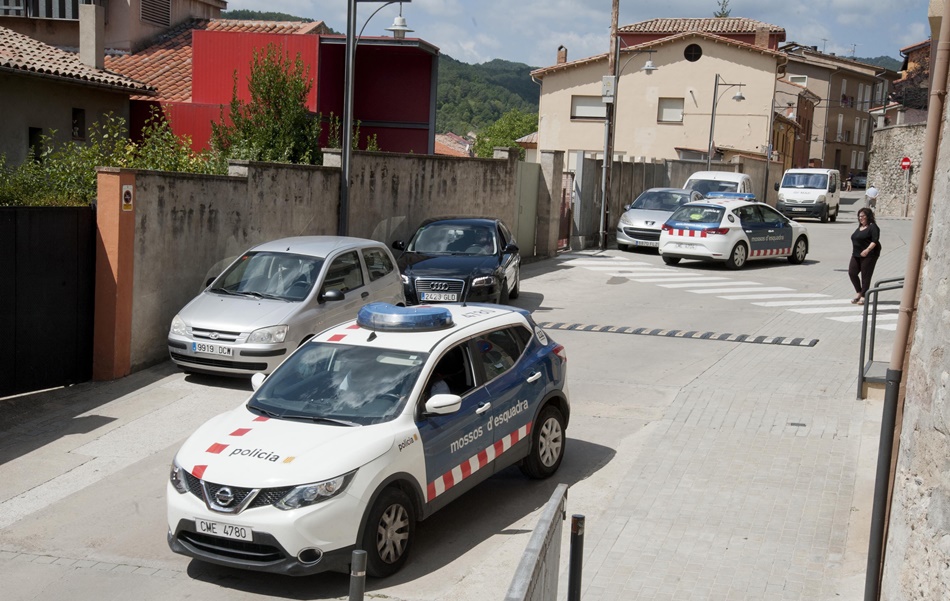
[557,254,898,331]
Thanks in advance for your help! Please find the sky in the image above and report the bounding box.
[225,0,931,68]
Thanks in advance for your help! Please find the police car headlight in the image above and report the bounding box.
[471,276,494,287]
[276,471,356,510]
[169,459,189,495]
[619,213,632,225]
[248,325,288,344]
[170,315,188,337]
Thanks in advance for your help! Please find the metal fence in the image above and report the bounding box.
[505,483,569,601]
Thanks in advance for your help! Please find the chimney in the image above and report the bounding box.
[754,26,769,48]
[79,4,105,70]
[557,45,567,64]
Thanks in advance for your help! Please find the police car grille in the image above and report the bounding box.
[191,328,241,342]
[184,473,293,510]
[178,531,285,563]
[415,278,465,294]
[621,227,661,241]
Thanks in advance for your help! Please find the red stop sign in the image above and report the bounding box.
[900,156,912,170]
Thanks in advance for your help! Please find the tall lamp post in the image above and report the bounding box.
[598,44,658,250]
[340,1,412,236]
[706,73,746,171]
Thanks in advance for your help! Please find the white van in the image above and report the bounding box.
[774,168,840,223]
[684,171,754,196]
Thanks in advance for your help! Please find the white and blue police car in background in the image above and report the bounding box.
[167,302,569,577]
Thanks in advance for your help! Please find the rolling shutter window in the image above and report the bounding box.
[657,98,684,123]
[141,0,170,27]
[571,96,606,119]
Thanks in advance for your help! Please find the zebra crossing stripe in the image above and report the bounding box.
[536,322,818,347]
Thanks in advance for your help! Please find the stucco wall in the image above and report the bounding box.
[878,113,950,596]
[866,123,927,218]
[104,149,538,372]
[0,73,131,167]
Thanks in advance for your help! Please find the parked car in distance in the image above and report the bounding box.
[616,188,704,251]
[167,302,569,577]
[659,195,809,270]
[683,170,754,195]
[774,168,841,223]
[392,217,520,304]
[851,171,868,189]
[168,236,405,377]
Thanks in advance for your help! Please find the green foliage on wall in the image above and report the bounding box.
[211,45,323,164]
[0,111,224,207]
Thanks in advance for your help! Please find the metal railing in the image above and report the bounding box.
[856,276,904,399]
[505,483,569,601]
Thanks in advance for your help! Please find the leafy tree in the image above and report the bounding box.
[0,110,223,207]
[473,108,538,159]
[211,44,322,165]
[437,57,539,135]
[714,0,731,17]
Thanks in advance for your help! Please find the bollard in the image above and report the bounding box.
[568,514,585,601]
[349,549,367,601]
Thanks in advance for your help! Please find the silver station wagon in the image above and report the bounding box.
[168,236,405,376]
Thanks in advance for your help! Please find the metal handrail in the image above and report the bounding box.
[856,276,904,399]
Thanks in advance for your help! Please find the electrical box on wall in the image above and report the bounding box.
[602,76,615,103]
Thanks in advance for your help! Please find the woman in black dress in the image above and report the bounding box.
[849,207,881,305]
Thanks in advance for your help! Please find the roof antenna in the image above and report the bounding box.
[461,268,478,307]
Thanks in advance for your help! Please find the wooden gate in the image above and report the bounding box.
[0,207,96,397]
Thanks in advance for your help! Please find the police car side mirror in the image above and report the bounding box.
[250,372,267,391]
[424,394,462,415]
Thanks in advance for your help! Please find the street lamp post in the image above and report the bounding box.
[598,44,658,250]
[706,73,746,171]
[339,1,411,236]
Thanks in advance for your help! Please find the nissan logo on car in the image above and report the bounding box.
[431,282,450,292]
[215,486,235,507]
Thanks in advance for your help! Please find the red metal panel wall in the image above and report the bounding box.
[192,31,319,109]
[317,41,434,154]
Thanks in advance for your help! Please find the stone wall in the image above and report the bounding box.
[866,123,927,218]
[878,100,950,597]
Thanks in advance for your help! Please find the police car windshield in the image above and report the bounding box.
[669,205,725,224]
[248,343,427,425]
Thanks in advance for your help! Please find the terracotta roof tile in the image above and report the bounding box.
[0,25,154,94]
[532,31,782,78]
[620,18,784,35]
[105,18,320,102]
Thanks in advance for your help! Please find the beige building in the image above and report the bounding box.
[0,0,224,52]
[531,29,785,180]
[780,43,896,175]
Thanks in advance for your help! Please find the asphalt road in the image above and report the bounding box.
[0,191,909,600]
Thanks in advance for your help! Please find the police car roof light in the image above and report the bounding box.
[705,191,756,202]
[357,303,454,332]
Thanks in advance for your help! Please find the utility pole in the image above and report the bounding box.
[599,0,619,250]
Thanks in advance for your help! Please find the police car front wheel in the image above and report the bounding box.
[361,486,415,577]
[520,405,566,479]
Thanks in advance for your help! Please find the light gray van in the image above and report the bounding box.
[684,171,754,195]
[774,168,840,223]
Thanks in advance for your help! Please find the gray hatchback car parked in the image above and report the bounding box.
[168,236,405,376]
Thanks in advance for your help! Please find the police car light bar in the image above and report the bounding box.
[704,192,757,202]
[357,303,454,332]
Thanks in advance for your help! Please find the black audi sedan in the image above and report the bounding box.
[392,217,521,304]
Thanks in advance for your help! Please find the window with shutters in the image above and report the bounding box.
[141,0,170,27]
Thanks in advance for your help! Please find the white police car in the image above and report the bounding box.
[658,193,809,269]
[167,303,569,577]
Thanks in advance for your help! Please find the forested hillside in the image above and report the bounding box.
[436,56,538,135]
[855,56,903,71]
